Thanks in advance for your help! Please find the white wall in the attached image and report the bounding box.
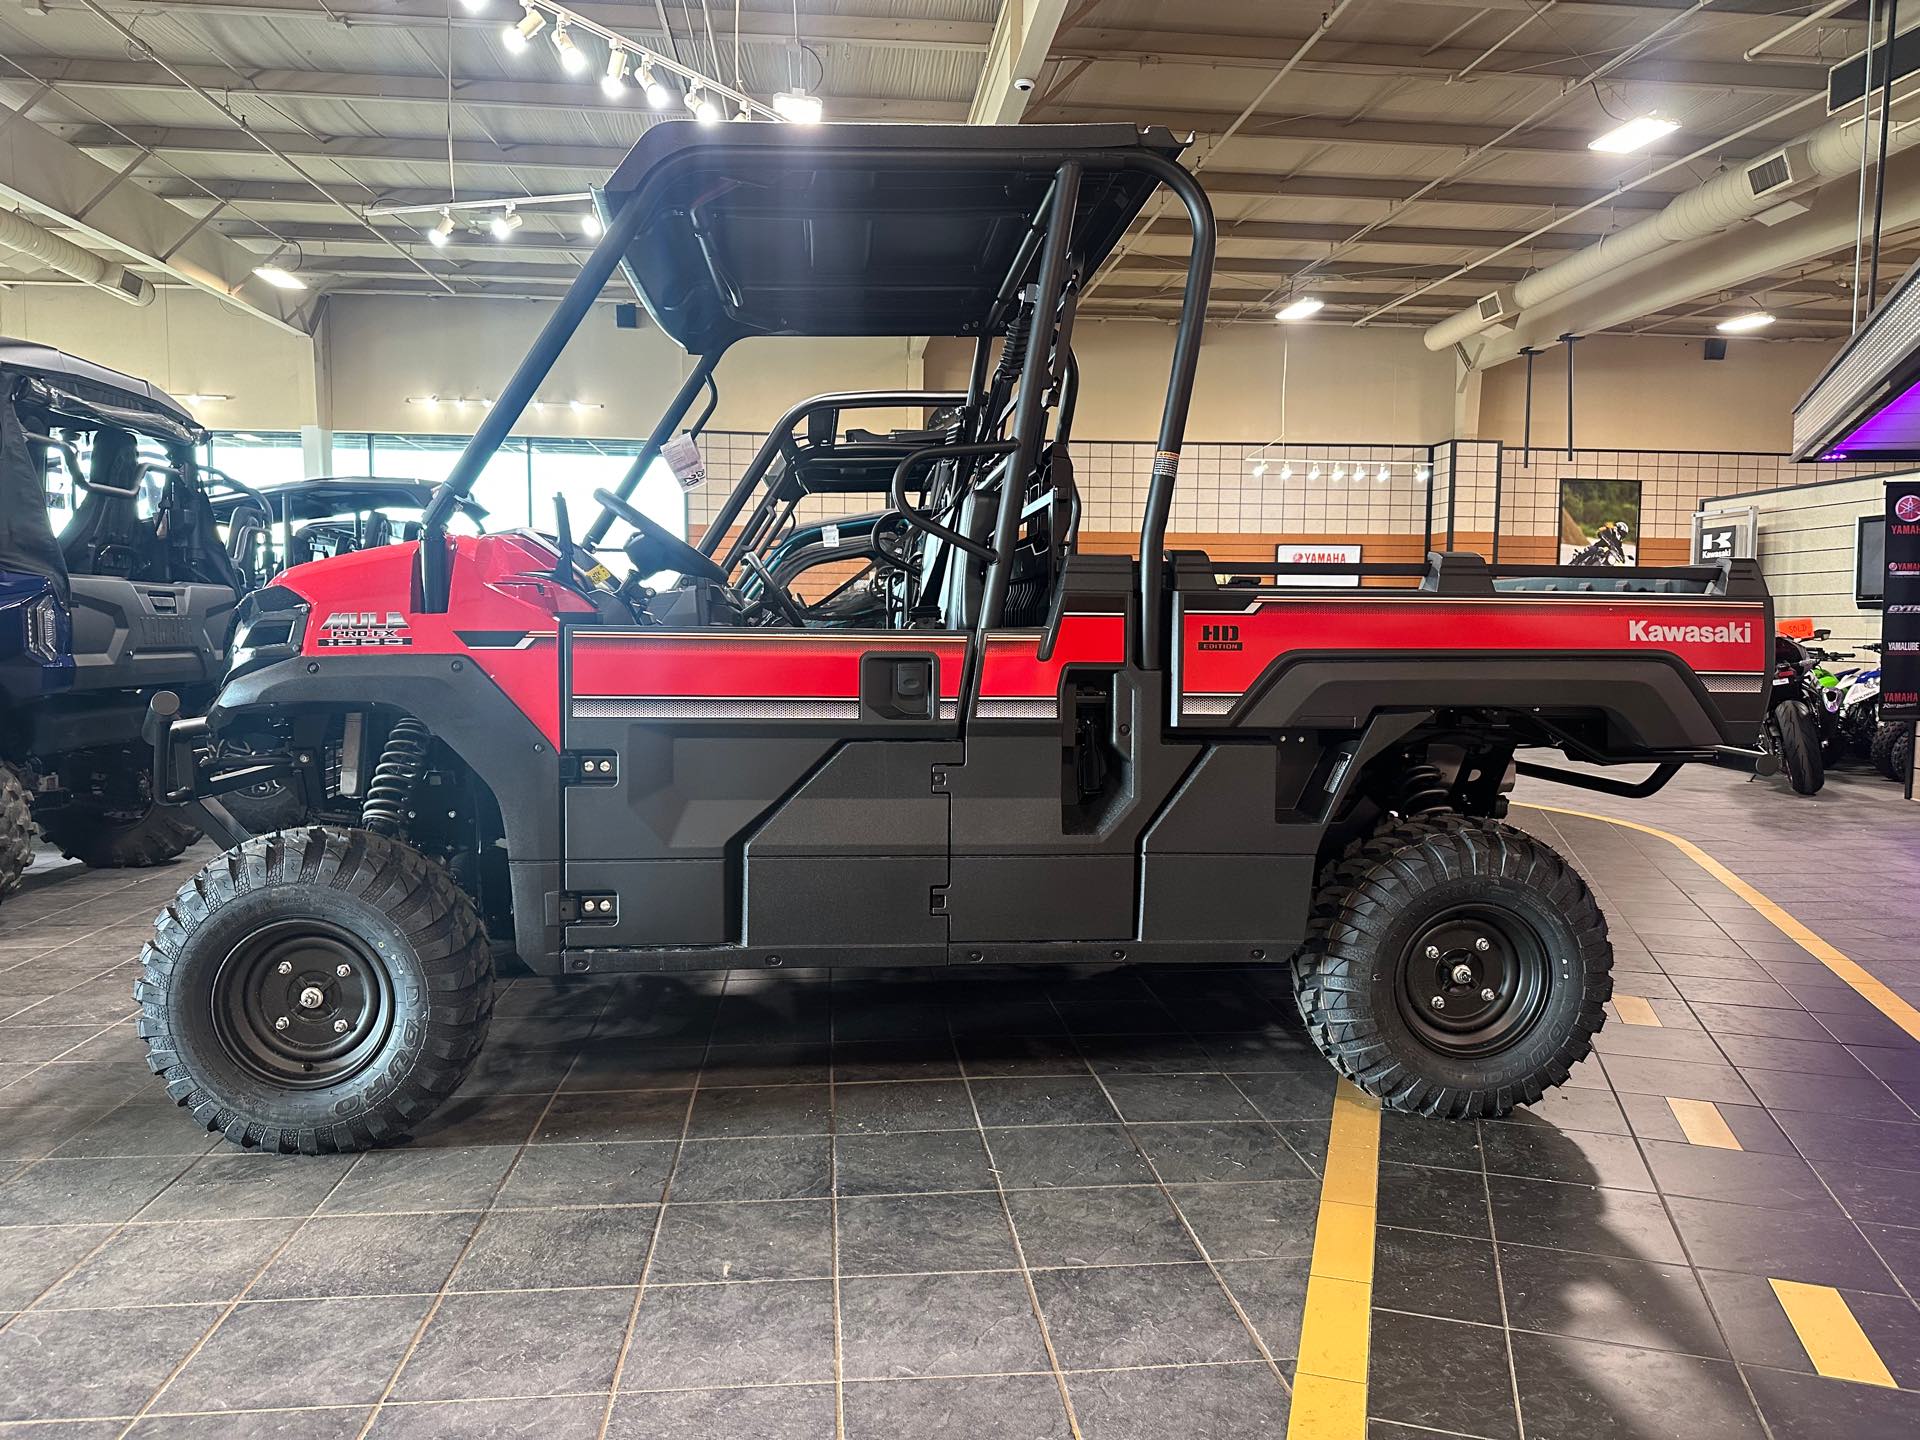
[0,286,318,429]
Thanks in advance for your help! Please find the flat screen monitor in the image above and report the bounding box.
[1859,513,1886,609]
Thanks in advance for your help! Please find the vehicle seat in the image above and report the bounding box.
[363,510,394,548]
[61,428,156,580]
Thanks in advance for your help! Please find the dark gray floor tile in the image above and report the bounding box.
[400,1093,550,1149]
[970,1076,1119,1128]
[610,1384,835,1440]
[1499,1242,1726,1356]
[1031,1263,1260,1369]
[954,1033,1085,1077]
[452,1206,658,1289]
[368,1394,607,1438]
[1098,1074,1259,1124]
[1368,1310,1518,1440]
[671,1135,832,1201]
[1213,1256,1309,1361]
[492,1141,675,1208]
[1375,1227,1503,1326]
[318,1147,516,1215]
[0,1155,195,1225]
[1665,1194,1899,1289]
[1749,1069,1918,1122]
[1689,1003,1834,1043]
[1068,1362,1288,1440]
[832,1079,973,1134]
[161,1295,433,1413]
[1007,1185,1197,1268]
[556,1042,705,1093]
[1167,1180,1319,1261]
[616,1279,834,1390]
[984,1125,1154,1190]
[131,1408,373,1437]
[841,1271,1050,1380]
[1076,1032,1216,1074]
[1127,1121,1316,1184]
[392,1286,636,1401]
[843,1374,1067,1440]
[1639,1138,1836,1214]
[1378,1162,1491,1240]
[0,1302,222,1422]
[1488,1174,1686,1265]
[0,1102,105,1161]
[1773,1110,1920,1173]
[1379,1113,1483,1171]
[1509,1331,1765,1440]
[139,1154,356,1222]
[1712,1034,1872,1077]
[1746,1364,1920,1440]
[833,1129,992,1197]
[1615,1094,1797,1155]
[1479,1122,1654,1192]
[837,1192,1016,1275]
[685,1084,831,1138]
[1815,1158,1920,1227]
[45,1218,299,1309]
[647,1199,831,1283]
[1592,1023,1727,1066]
[833,1039,961,1083]
[255,1212,478,1299]
[1197,1031,1327,1073]
[49,1103,222,1159]
[1598,1054,1758,1106]
[531,1089,691,1144]
[1487,1084,1628,1136]
[1230,1068,1339,1121]
[0,1222,115,1308]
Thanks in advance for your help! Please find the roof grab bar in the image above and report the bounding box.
[887,440,1017,562]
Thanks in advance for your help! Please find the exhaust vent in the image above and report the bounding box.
[1746,150,1796,199]
[1478,292,1506,322]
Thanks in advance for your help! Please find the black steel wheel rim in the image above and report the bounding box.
[210,919,395,1088]
[1396,902,1552,1058]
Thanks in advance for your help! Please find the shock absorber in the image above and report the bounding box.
[361,716,431,837]
[1397,762,1451,816]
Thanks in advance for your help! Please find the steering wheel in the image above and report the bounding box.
[592,488,730,586]
[743,553,808,626]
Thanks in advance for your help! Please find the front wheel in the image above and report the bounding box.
[1291,815,1612,1118]
[0,765,36,899]
[135,828,494,1153]
[1775,702,1825,795]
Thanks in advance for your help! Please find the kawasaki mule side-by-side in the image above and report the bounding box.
[135,124,1772,1153]
[0,340,243,892]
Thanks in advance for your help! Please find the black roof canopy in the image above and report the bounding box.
[600,122,1188,354]
[0,337,204,447]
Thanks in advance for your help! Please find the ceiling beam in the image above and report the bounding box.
[1410,0,1863,22]
[30,0,992,50]
[0,97,309,334]
[970,0,1070,124]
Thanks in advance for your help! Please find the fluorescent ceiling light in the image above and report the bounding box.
[1588,114,1678,154]
[1275,296,1324,321]
[179,392,229,404]
[252,265,306,290]
[773,89,824,124]
[1715,311,1775,333]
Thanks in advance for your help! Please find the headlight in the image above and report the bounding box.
[25,592,63,664]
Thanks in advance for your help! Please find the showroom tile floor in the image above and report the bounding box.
[0,763,1914,1438]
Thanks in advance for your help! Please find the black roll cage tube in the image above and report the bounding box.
[414,141,1216,654]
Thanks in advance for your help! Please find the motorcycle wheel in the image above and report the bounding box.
[1777,702,1825,796]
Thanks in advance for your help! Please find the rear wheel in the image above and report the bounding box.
[1774,703,1825,796]
[39,799,200,868]
[1291,815,1612,1118]
[1871,721,1909,781]
[135,827,493,1153]
[1889,726,1915,786]
[0,765,36,899]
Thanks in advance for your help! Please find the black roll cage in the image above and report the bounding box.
[417,138,1215,668]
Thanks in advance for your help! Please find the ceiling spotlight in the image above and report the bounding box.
[601,47,630,98]
[1275,296,1324,322]
[1715,311,1775,333]
[429,209,455,247]
[1307,465,1321,481]
[1332,466,1347,482]
[580,210,604,238]
[490,204,523,240]
[407,395,442,408]
[772,89,824,124]
[1377,464,1391,482]
[503,4,546,51]
[639,64,671,108]
[687,88,719,124]
[1416,465,1431,482]
[552,23,588,74]
[459,0,489,11]
[1278,463,1292,481]
[1588,114,1678,154]
[252,264,306,290]
[1251,459,1268,479]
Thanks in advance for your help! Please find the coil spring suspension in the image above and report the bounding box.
[362,717,431,837]
[1397,763,1451,816]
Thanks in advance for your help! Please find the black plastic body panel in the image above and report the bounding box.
[68,577,234,692]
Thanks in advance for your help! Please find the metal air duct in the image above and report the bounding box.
[0,207,155,306]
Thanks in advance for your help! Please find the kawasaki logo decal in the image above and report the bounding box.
[1627,619,1752,645]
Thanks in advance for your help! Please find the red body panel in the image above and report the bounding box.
[1177,594,1769,710]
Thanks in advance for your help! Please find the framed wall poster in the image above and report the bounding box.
[1273,542,1362,587]
[1559,478,1641,564]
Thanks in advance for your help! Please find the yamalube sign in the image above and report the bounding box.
[1274,543,1362,587]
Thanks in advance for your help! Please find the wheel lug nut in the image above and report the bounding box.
[1480,987,1497,1002]
[1425,945,1441,959]
[1474,937,1491,952]
[298,986,325,1010]
[274,1016,290,1030]
[1430,995,1446,1010]
[335,964,350,978]
[332,1019,350,1034]
[276,961,292,975]
[1450,963,1474,985]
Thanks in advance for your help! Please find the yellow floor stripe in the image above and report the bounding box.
[1519,804,1920,1045]
[1287,1082,1382,1440]
[1667,1096,1743,1150]
[1770,1279,1898,1388]
[1613,994,1662,1026]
